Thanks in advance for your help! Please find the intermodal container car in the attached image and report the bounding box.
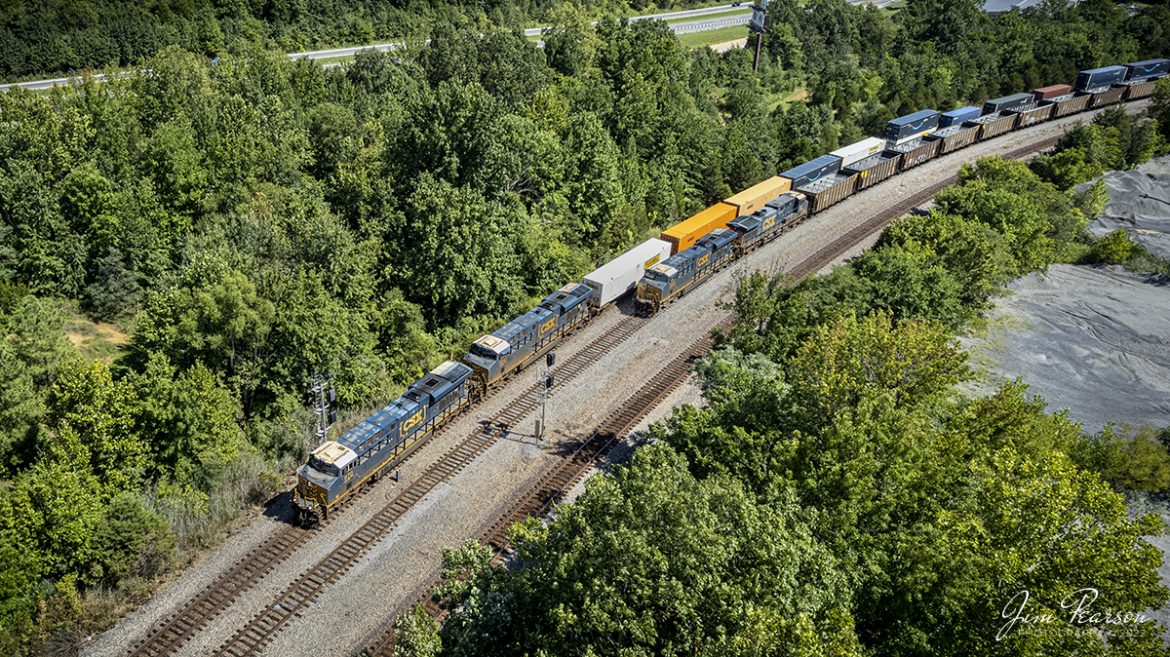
[967,112,1017,140]
[1121,79,1159,100]
[798,172,858,213]
[780,154,842,190]
[1075,65,1126,92]
[1050,93,1090,117]
[583,239,672,307]
[888,137,940,171]
[724,176,790,216]
[660,202,737,254]
[884,109,940,142]
[844,151,901,190]
[1088,86,1125,108]
[1008,102,1054,128]
[925,124,979,154]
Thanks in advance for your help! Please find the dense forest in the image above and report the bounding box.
[0,0,718,82]
[411,112,1170,657]
[1,0,1169,653]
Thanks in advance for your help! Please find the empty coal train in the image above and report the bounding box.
[294,57,1166,525]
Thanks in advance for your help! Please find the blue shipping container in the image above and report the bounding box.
[1075,65,1126,92]
[884,109,940,142]
[780,155,842,190]
[939,106,981,127]
[1124,58,1170,81]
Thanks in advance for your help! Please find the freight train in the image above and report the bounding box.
[293,58,1167,525]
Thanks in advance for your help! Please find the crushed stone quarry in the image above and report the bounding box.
[1086,155,1170,260]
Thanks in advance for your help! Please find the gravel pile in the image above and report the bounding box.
[964,265,1170,433]
[1086,156,1170,260]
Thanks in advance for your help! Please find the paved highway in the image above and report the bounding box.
[1,3,753,92]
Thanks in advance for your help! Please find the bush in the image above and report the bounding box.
[1072,424,1170,494]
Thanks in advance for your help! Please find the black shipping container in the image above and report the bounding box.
[1124,58,1170,81]
[780,154,842,190]
[1075,65,1126,92]
[884,109,940,142]
[982,93,1034,115]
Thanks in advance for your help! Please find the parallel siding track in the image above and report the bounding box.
[205,317,650,657]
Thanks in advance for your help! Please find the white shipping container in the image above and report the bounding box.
[830,137,887,168]
[583,238,672,307]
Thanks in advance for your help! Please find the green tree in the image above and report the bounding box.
[128,354,247,492]
[441,445,859,657]
[90,492,176,588]
[49,359,146,491]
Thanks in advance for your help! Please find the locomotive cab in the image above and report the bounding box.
[636,263,676,313]
[462,335,510,397]
[294,441,355,524]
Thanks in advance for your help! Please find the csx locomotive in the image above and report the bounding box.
[294,57,1167,525]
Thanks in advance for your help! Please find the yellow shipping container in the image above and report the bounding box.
[723,176,791,216]
[660,202,738,254]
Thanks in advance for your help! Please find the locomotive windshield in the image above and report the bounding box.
[469,343,500,359]
[644,270,668,282]
[308,456,339,476]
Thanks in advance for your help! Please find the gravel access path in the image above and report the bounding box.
[83,101,1150,657]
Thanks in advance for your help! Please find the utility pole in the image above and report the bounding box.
[537,352,555,442]
[749,0,768,73]
[310,372,337,446]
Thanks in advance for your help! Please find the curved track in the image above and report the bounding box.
[112,99,1127,657]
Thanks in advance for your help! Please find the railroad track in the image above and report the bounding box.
[358,133,1070,657]
[363,314,732,657]
[207,316,650,657]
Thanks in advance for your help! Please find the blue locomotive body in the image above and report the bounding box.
[635,228,737,312]
[294,360,472,523]
[462,283,593,397]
